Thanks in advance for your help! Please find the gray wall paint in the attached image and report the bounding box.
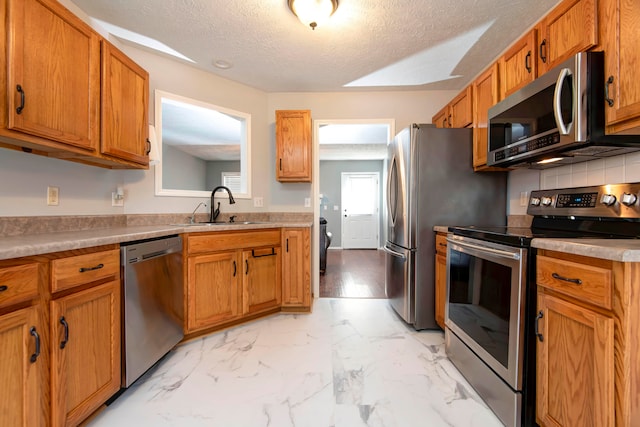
[206,160,241,189]
[163,145,207,191]
[319,160,384,247]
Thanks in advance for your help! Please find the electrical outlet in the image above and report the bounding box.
[304,197,311,208]
[253,197,263,207]
[333,205,339,211]
[520,191,529,207]
[47,186,59,206]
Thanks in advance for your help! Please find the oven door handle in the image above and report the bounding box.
[446,237,521,261]
[382,245,407,261]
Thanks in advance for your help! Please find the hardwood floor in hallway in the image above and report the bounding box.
[319,249,386,298]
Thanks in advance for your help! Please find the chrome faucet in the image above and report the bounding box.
[210,186,236,222]
[190,202,207,224]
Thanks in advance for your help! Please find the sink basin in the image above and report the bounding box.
[172,221,269,227]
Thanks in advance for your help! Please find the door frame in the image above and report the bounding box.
[312,118,395,298]
[341,172,380,249]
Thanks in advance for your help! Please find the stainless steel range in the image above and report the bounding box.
[445,183,640,427]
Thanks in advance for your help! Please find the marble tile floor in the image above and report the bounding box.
[88,298,503,427]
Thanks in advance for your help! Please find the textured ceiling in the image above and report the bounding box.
[69,0,562,93]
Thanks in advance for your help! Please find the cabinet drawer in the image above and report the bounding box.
[188,230,281,254]
[435,233,448,255]
[51,249,120,293]
[0,263,39,308]
[537,255,612,310]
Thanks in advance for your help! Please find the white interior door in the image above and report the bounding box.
[341,172,380,249]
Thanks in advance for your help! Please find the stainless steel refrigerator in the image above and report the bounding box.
[384,124,507,330]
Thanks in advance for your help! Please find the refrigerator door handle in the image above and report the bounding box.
[382,245,407,261]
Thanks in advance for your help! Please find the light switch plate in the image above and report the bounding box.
[304,198,311,208]
[254,197,263,207]
[520,191,529,207]
[47,186,59,206]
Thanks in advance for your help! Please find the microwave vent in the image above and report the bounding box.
[562,146,638,157]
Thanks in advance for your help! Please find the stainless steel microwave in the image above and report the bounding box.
[487,51,640,168]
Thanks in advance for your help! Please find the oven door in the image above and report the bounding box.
[445,235,527,390]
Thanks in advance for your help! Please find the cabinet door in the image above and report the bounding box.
[281,228,311,309]
[449,86,473,128]
[186,251,241,331]
[0,306,43,427]
[537,0,597,74]
[472,64,500,170]
[499,30,537,99]
[243,247,281,315]
[536,292,614,427]
[101,40,149,166]
[50,281,121,427]
[275,110,312,182]
[434,253,446,330]
[601,0,640,133]
[432,104,449,128]
[6,0,100,151]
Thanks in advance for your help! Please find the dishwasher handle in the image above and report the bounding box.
[122,236,183,264]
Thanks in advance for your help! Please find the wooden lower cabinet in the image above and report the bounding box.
[535,249,640,427]
[536,292,614,427]
[434,232,448,329]
[187,251,242,331]
[185,230,282,333]
[281,228,311,310]
[243,247,281,315]
[0,305,44,427]
[50,280,121,427]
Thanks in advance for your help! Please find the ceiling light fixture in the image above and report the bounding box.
[288,0,338,30]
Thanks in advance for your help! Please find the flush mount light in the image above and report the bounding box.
[213,59,233,69]
[288,0,338,30]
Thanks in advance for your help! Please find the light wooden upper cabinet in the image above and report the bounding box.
[276,110,312,182]
[5,0,100,152]
[101,40,149,166]
[537,0,598,74]
[432,104,449,128]
[472,64,500,170]
[600,0,640,134]
[449,86,473,128]
[499,30,538,99]
[0,0,149,169]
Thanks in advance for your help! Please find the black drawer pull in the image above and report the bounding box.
[30,327,40,363]
[79,263,104,273]
[16,85,25,114]
[0,285,8,292]
[245,259,249,275]
[438,242,447,247]
[59,316,69,349]
[233,260,237,277]
[251,248,276,258]
[552,272,582,285]
[535,311,544,342]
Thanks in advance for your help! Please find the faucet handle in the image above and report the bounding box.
[229,215,237,223]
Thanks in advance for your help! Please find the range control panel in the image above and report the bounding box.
[527,183,640,218]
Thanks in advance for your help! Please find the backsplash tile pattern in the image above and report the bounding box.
[540,152,640,190]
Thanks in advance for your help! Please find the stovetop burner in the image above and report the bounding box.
[451,183,640,247]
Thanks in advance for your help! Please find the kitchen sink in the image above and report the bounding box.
[172,221,269,226]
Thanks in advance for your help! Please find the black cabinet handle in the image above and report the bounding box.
[605,76,615,107]
[279,158,282,171]
[0,285,8,292]
[251,248,276,258]
[59,316,69,349]
[16,85,25,114]
[552,272,582,285]
[30,327,40,363]
[145,138,151,155]
[79,263,104,273]
[286,238,289,253]
[539,39,547,63]
[245,259,249,275]
[535,311,544,342]
[525,51,532,73]
[233,260,237,277]
[442,117,447,128]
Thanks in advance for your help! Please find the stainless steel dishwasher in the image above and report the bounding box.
[121,235,184,387]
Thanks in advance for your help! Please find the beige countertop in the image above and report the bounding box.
[0,221,312,261]
[433,225,450,233]
[532,238,640,262]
